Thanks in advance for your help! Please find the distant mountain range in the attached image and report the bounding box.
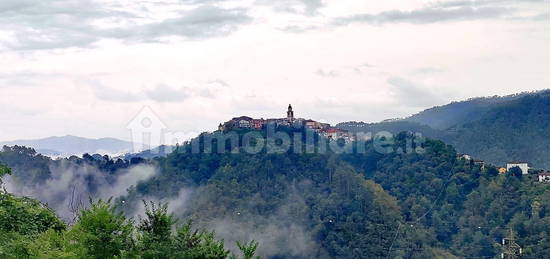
[338,90,550,169]
[0,135,137,157]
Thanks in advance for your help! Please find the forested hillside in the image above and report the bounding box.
[449,92,550,168]
[117,129,550,258]
[2,126,550,258]
[338,90,550,169]
[336,120,445,139]
[403,93,529,130]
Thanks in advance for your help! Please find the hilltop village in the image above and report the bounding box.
[217,104,356,142]
[216,105,550,183]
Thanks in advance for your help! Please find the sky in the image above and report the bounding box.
[1,0,549,142]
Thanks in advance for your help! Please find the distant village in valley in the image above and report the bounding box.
[217,104,357,142]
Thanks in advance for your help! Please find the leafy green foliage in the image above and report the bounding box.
[172,221,231,259]
[69,199,135,258]
[0,193,65,235]
[0,194,257,258]
[0,191,66,258]
[235,241,259,259]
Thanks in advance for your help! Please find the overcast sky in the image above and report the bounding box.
[1,0,549,142]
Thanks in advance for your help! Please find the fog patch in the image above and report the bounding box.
[208,218,319,258]
[99,165,156,198]
[127,188,194,221]
[5,162,157,222]
[191,186,323,258]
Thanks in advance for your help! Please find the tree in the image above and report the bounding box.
[508,166,523,178]
[137,202,177,258]
[235,241,260,259]
[68,199,134,259]
[0,192,66,258]
[173,222,230,259]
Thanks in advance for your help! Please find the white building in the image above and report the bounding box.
[238,120,251,128]
[538,172,550,183]
[507,162,529,175]
[458,154,472,160]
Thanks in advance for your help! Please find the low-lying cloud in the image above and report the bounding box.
[4,162,156,222]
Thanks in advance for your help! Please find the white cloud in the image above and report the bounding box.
[387,76,447,108]
[315,69,339,77]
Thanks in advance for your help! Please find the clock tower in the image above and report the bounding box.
[287,104,294,122]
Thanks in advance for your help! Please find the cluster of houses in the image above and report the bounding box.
[458,154,550,183]
[217,104,356,142]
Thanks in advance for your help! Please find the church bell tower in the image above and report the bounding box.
[287,104,294,122]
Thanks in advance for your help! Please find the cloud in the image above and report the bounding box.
[111,6,252,42]
[0,1,252,51]
[333,4,513,25]
[533,12,550,21]
[83,79,145,103]
[0,71,62,87]
[353,63,375,73]
[415,67,444,74]
[207,79,230,87]
[315,69,339,77]
[256,0,324,16]
[277,24,322,33]
[0,0,127,50]
[5,162,157,221]
[429,0,547,9]
[179,0,325,16]
[100,165,157,198]
[299,0,324,15]
[85,79,224,103]
[387,76,446,108]
[145,84,191,102]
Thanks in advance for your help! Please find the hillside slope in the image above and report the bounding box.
[339,90,550,169]
[3,129,550,258]
[448,91,550,168]
[403,92,530,130]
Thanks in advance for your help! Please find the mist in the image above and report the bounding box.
[160,184,324,258]
[4,161,156,222]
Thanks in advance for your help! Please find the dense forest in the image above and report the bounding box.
[449,92,550,169]
[339,90,550,169]
[3,124,549,258]
[0,113,550,258]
